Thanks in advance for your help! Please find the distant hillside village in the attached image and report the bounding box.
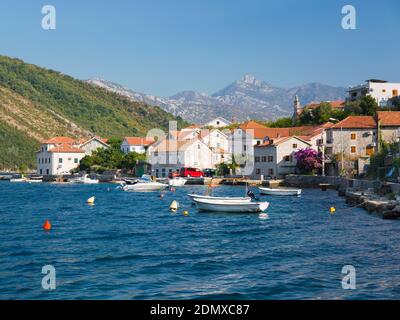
[35,79,400,180]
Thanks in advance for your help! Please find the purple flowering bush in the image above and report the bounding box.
[294,148,322,174]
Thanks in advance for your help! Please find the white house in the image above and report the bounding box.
[121,137,155,154]
[252,136,311,179]
[36,137,86,175]
[203,117,232,128]
[78,137,109,155]
[347,79,400,107]
[149,138,213,178]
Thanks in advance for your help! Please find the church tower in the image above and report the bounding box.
[292,95,301,125]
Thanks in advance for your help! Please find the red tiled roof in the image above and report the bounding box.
[124,137,155,146]
[239,121,268,130]
[305,100,345,110]
[331,116,376,129]
[377,111,400,126]
[48,145,85,153]
[41,136,76,144]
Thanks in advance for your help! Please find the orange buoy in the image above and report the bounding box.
[43,219,52,231]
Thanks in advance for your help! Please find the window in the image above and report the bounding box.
[284,155,292,162]
[198,144,200,149]
[256,140,261,145]
[393,89,399,97]
[326,147,333,154]
[256,169,261,174]
[350,133,356,140]
[46,169,49,175]
[267,155,273,162]
[268,168,274,176]
[292,144,297,148]
[59,158,63,163]
[261,156,267,162]
[40,169,42,175]
[216,121,220,125]
[74,158,78,163]
[154,151,158,156]
[243,145,247,151]
[255,156,260,163]
[382,89,386,93]
[68,157,72,161]
[351,146,357,153]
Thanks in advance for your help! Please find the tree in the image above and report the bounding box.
[266,117,293,128]
[313,102,333,124]
[294,148,322,174]
[359,95,378,115]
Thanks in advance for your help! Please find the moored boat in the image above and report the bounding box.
[187,194,252,203]
[193,198,269,213]
[259,187,302,196]
[122,181,167,192]
[69,174,99,184]
[168,177,187,187]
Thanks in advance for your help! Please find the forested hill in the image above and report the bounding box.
[0,55,187,169]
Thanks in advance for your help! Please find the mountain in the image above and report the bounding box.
[88,75,347,124]
[0,55,187,169]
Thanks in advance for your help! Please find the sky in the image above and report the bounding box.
[0,0,399,97]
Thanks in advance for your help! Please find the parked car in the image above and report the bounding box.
[180,167,204,178]
[203,168,216,177]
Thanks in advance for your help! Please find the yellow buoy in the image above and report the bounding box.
[183,210,189,216]
[87,196,95,205]
[169,200,179,212]
[330,206,336,214]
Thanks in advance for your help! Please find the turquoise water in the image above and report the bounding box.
[1,181,400,299]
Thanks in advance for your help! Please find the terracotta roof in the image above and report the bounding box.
[183,125,200,130]
[377,111,400,126]
[305,100,345,110]
[331,116,376,129]
[124,137,155,146]
[239,121,268,130]
[48,145,85,153]
[41,136,76,144]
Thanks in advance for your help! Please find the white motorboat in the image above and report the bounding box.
[187,194,252,203]
[122,181,167,192]
[259,187,302,196]
[168,177,187,187]
[69,174,99,184]
[193,198,269,213]
[27,176,43,183]
[10,177,28,182]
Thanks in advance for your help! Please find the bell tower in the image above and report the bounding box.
[292,95,301,125]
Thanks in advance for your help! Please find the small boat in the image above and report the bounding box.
[187,194,252,203]
[168,177,187,187]
[26,176,43,183]
[259,187,302,196]
[10,177,28,182]
[69,174,99,184]
[122,181,167,192]
[193,198,269,213]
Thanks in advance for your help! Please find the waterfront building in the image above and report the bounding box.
[121,137,155,154]
[36,137,85,175]
[252,136,311,179]
[377,111,400,143]
[324,116,377,176]
[36,136,110,175]
[149,138,213,178]
[347,79,400,108]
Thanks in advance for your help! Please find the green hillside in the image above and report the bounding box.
[0,55,188,170]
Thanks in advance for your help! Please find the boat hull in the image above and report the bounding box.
[193,198,269,213]
[259,187,302,196]
[187,194,252,203]
[123,182,167,192]
[168,178,187,187]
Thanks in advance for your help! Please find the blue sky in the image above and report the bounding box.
[0,0,399,96]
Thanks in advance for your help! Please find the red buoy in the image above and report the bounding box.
[43,219,52,231]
